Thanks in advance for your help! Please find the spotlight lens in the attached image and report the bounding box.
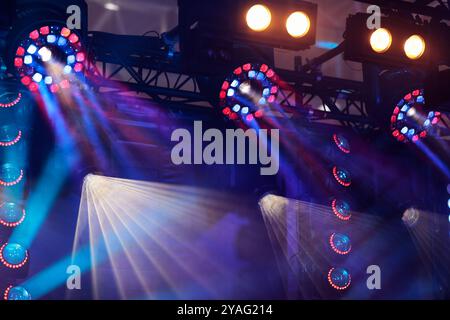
[246,4,272,32]
[404,34,425,60]
[370,28,392,53]
[286,11,310,38]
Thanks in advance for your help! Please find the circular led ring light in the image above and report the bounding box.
[332,166,351,187]
[4,286,31,300]
[329,232,352,255]
[333,133,350,154]
[390,89,440,143]
[331,199,352,221]
[14,25,85,92]
[219,63,279,122]
[327,267,351,290]
[0,92,22,108]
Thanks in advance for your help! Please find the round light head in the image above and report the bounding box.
[328,267,351,290]
[333,133,350,154]
[332,199,351,221]
[0,243,28,268]
[246,4,272,32]
[0,202,25,227]
[404,34,425,60]
[333,166,351,187]
[4,286,31,300]
[14,25,84,92]
[286,11,310,38]
[219,63,278,122]
[0,163,24,187]
[329,233,352,255]
[370,28,392,53]
[390,89,440,143]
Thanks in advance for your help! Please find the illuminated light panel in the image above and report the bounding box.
[329,233,352,255]
[369,28,392,53]
[390,89,440,143]
[0,202,26,228]
[0,92,22,108]
[332,166,351,187]
[246,4,272,32]
[331,199,351,221]
[219,62,279,122]
[328,267,351,290]
[0,243,28,269]
[333,133,350,154]
[286,11,310,38]
[4,286,31,300]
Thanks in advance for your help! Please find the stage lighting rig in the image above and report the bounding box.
[344,12,448,68]
[178,0,317,74]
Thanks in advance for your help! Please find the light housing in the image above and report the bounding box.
[344,13,433,67]
[0,202,26,228]
[178,0,318,74]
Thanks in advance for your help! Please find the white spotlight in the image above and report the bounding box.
[104,2,120,11]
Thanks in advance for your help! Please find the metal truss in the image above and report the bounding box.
[86,31,374,131]
[355,0,450,21]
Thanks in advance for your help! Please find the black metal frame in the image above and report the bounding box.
[86,32,374,130]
